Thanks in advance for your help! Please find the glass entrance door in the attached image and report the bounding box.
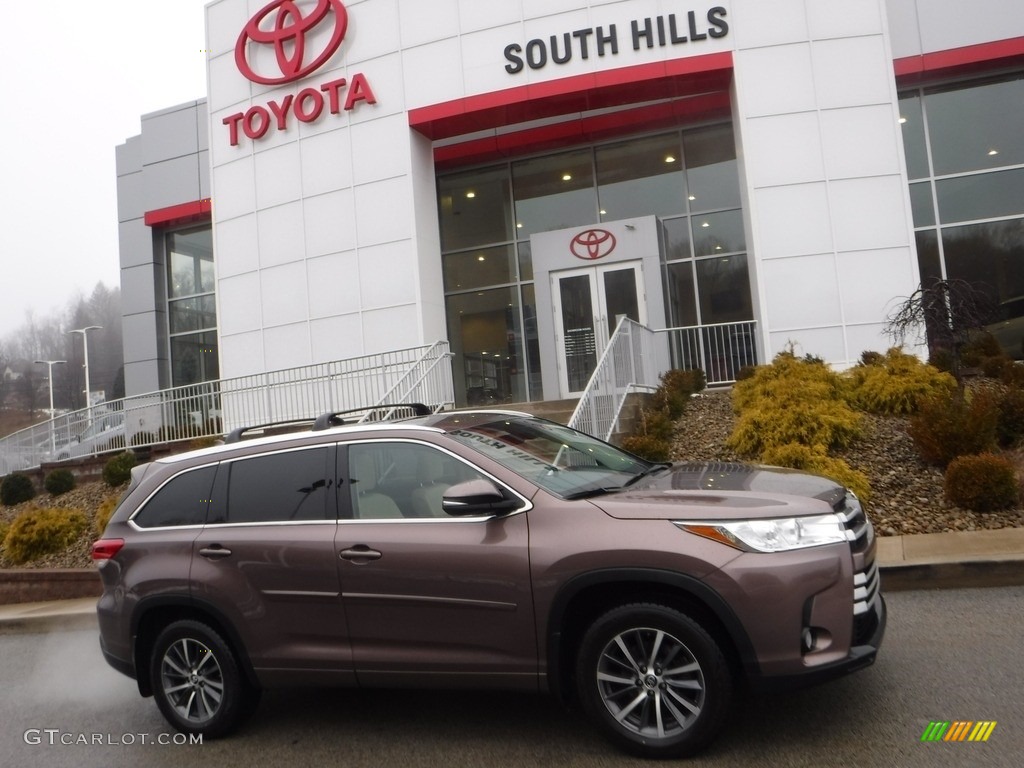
[551,261,646,398]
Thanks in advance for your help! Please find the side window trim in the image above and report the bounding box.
[128,463,219,531]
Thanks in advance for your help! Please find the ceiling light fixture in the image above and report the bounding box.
[701,221,710,228]
[898,117,907,124]
[665,155,676,163]
[988,149,1000,156]
[562,173,572,181]
[477,255,486,261]
[466,191,476,198]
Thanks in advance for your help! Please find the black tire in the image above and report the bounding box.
[575,603,733,759]
[149,619,259,738]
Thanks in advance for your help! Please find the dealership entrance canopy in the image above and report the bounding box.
[117,0,1024,407]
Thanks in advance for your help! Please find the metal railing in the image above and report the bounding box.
[0,342,454,473]
[658,320,758,385]
[568,318,663,441]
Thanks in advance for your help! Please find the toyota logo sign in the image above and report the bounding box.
[236,0,349,85]
[570,229,617,260]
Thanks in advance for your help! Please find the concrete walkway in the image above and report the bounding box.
[1,528,1023,633]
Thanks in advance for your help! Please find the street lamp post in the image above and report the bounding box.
[69,325,102,420]
[34,359,66,456]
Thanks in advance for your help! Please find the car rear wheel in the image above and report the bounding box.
[575,603,733,759]
[150,620,258,738]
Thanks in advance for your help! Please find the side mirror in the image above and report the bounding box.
[442,479,521,516]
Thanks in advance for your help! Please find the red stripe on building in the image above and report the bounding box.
[894,36,1024,83]
[410,51,733,168]
[144,199,213,228]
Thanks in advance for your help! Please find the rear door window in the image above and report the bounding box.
[221,446,333,524]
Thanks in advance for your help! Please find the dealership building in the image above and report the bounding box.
[116,0,1024,408]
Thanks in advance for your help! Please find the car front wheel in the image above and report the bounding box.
[150,619,257,738]
[575,603,733,759]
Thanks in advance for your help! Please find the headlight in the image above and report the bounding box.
[678,514,848,553]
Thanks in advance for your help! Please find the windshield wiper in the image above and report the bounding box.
[622,462,673,488]
[562,486,621,500]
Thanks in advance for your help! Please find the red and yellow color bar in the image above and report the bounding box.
[921,721,997,742]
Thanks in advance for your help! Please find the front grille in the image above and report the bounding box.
[837,493,882,623]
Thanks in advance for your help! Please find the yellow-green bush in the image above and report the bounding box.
[909,390,998,467]
[843,348,956,415]
[3,506,88,565]
[729,399,863,457]
[732,353,847,413]
[760,443,871,500]
[95,494,121,536]
[944,453,1018,512]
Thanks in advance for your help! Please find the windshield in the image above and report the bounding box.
[438,414,650,498]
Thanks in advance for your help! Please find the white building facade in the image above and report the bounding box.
[117,0,1024,404]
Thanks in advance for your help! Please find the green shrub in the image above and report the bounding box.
[996,387,1024,448]
[1000,361,1024,388]
[43,469,76,497]
[635,406,675,441]
[844,348,956,415]
[95,494,121,535]
[760,443,871,500]
[188,436,219,451]
[944,453,1019,512]
[735,364,757,381]
[732,353,847,413]
[3,506,88,565]
[102,452,137,488]
[620,434,672,462]
[961,332,1002,368]
[909,390,998,467]
[1,473,37,506]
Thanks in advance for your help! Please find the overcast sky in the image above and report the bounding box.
[0,0,211,342]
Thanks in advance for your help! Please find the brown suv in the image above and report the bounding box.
[93,408,885,758]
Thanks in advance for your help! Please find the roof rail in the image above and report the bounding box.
[225,404,433,443]
[311,403,431,431]
[225,418,318,444]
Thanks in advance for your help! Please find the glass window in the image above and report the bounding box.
[439,166,513,251]
[661,217,692,261]
[167,228,214,298]
[169,295,218,334]
[517,240,533,281]
[898,93,929,181]
[446,287,526,406]
[133,465,217,528]
[943,220,1024,309]
[695,255,753,324]
[596,134,685,220]
[683,124,741,211]
[909,182,935,228]
[225,448,331,524]
[924,74,1024,176]
[513,150,596,237]
[692,209,746,256]
[915,230,942,285]
[936,168,1024,224]
[347,442,489,519]
[443,245,517,292]
[521,284,542,401]
[665,262,698,327]
[171,332,220,386]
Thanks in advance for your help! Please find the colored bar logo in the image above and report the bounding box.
[921,721,997,742]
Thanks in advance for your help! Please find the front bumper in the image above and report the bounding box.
[752,593,886,693]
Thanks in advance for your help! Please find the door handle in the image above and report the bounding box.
[339,546,383,563]
[199,546,232,559]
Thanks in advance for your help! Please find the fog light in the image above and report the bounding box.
[801,627,833,654]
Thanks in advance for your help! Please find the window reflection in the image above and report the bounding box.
[692,210,746,256]
[909,182,935,228]
[936,168,1024,224]
[696,255,753,324]
[443,245,517,291]
[596,134,684,220]
[165,226,218,387]
[683,124,741,211]
[925,74,1024,176]
[513,150,596,238]
[898,94,929,181]
[439,166,513,251]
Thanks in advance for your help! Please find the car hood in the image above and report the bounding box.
[589,462,847,521]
